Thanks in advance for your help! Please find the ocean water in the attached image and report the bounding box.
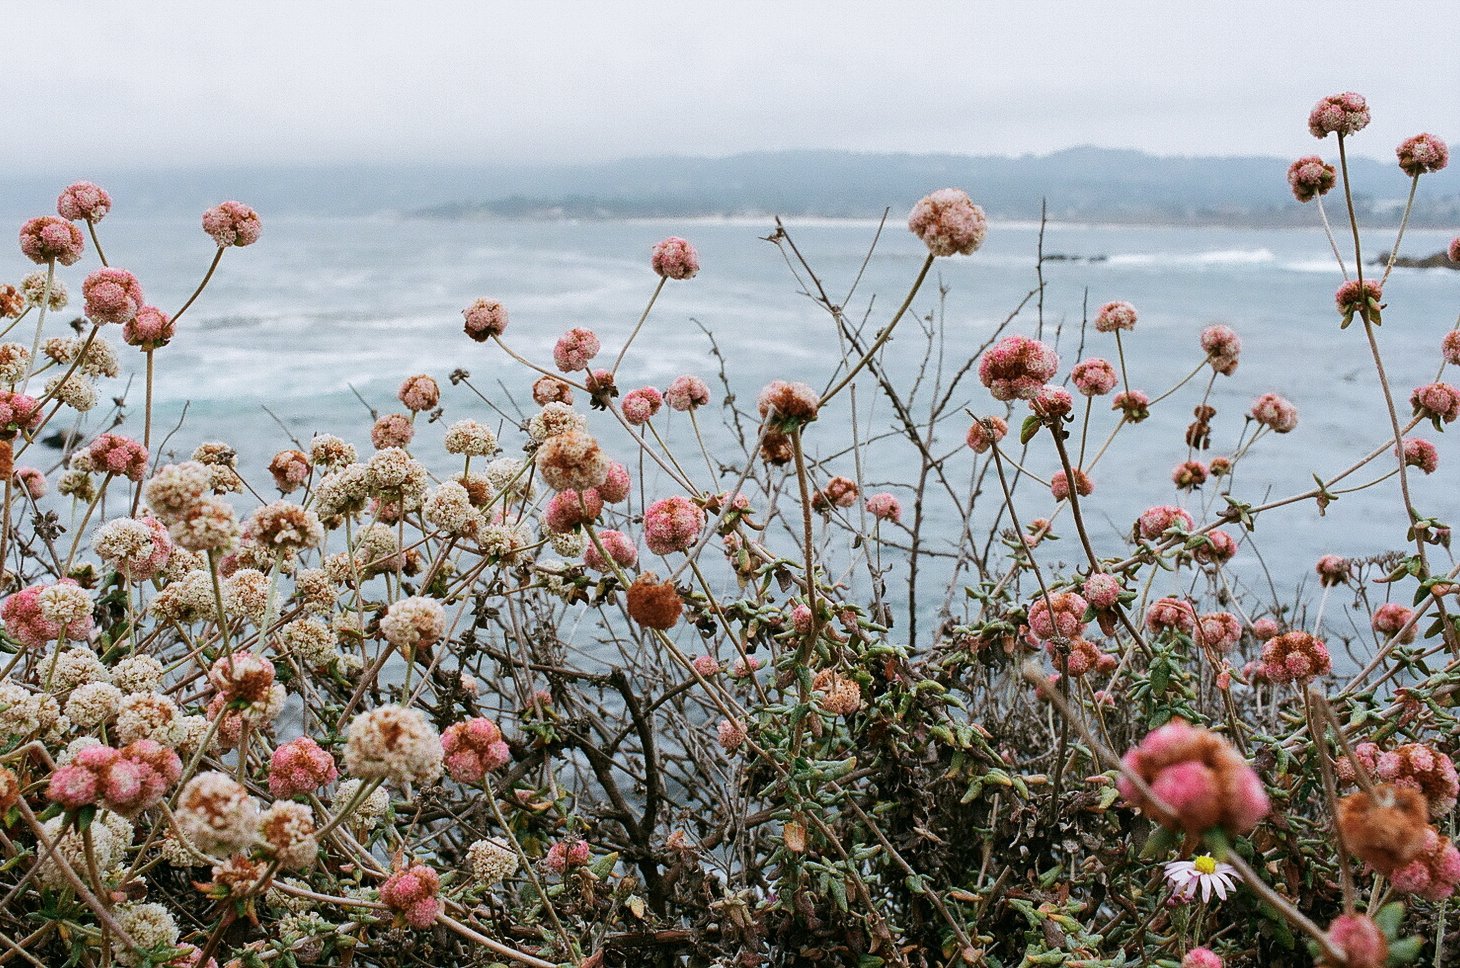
[16,214,1460,646]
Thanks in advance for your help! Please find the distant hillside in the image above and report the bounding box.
[1,148,1454,226]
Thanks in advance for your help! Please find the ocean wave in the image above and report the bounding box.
[1105,247,1278,267]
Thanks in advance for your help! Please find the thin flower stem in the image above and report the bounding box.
[820,253,934,406]
[170,247,225,324]
[610,275,665,377]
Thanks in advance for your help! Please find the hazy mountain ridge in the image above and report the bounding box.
[1,148,1455,226]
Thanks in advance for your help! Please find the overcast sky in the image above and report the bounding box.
[8,1,1456,169]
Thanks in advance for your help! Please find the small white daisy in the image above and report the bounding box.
[1164,854,1237,902]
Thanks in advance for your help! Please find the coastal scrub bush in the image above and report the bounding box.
[0,93,1456,968]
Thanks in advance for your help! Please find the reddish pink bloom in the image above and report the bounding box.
[1027,591,1088,642]
[757,380,820,428]
[545,487,603,532]
[1145,597,1197,636]
[57,182,112,222]
[122,306,175,349]
[865,492,901,524]
[1260,631,1331,684]
[1335,278,1383,327]
[1192,529,1238,565]
[1082,573,1122,610]
[1399,437,1438,474]
[532,374,572,405]
[268,737,338,799]
[1045,636,1104,678]
[1354,743,1460,817]
[1249,392,1298,433]
[1411,382,1460,423]
[442,717,511,784]
[201,201,261,247]
[1326,914,1387,968]
[1200,325,1241,375]
[651,236,700,279]
[1118,720,1269,836]
[1450,238,1460,264]
[1050,468,1093,501]
[208,651,276,707]
[907,188,987,256]
[597,461,630,504]
[82,267,145,325]
[1071,358,1118,396]
[1094,300,1138,333]
[88,433,149,481]
[1171,460,1208,491]
[19,216,84,265]
[1442,329,1460,364]
[49,741,179,816]
[978,335,1059,401]
[371,413,414,449]
[717,718,746,750]
[1287,155,1336,202]
[463,298,508,340]
[805,476,856,513]
[1397,133,1449,176]
[379,863,442,930]
[584,529,637,571]
[1029,384,1073,421]
[553,327,600,372]
[13,467,44,500]
[1196,612,1242,652]
[1137,505,1193,540]
[1251,617,1281,641]
[544,838,591,873]
[1316,554,1350,587]
[644,496,704,555]
[1308,92,1370,138]
[621,386,663,425]
[965,416,1008,453]
[1112,389,1150,422]
[1390,827,1460,901]
[398,374,440,412]
[0,579,93,648]
[1181,947,1223,968]
[665,374,710,411]
[692,655,721,676]
[1372,602,1417,644]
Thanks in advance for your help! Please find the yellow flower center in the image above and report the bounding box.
[1193,855,1218,875]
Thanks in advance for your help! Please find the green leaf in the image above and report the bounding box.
[1373,900,1404,938]
[1019,414,1042,445]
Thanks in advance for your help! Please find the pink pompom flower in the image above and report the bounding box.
[1335,278,1383,328]
[1399,438,1438,475]
[978,335,1059,401]
[82,267,145,325]
[1397,133,1449,177]
[644,496,705,555]
[1118,720,1269,836]
[57,182,112,222]
[865,492,901,524]
[268,736,338,799]
[621,386,663,425]
[553,327,600,373]
[1308,92,1370,138]
[1071,358,1118,396]
[379,863,442,930]
[965,416,1007,453]
[88,433,150,481]
[1200,325,1241,375]
[907,188,987,256]
[442,717,511,784]
[1411,381,1460,425]
[463,298,508,340]
[1249,392,1298,433]
[665,374,710,411]
[584,529,637,571]
[1286,156,1336,202]
[1094,300,1137,333]
[651,236,699,280]
[123,306,175,350]
[19,216,84,266]
[201,201,261,247]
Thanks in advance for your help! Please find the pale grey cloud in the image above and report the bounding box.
[5,0,1455,168]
